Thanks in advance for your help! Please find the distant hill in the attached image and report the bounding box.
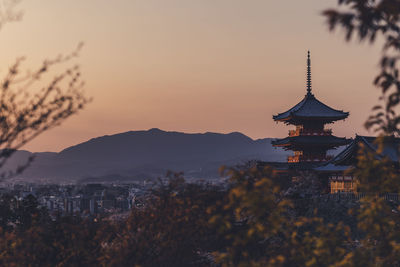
[4,128,289,183]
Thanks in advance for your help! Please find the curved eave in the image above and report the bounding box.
[314,164,352,172]
[273,144,350,151]
[273,113,349,124]
[272,93,349,123]
[329,135,400,165]
[294,113,349,121]
[328,138,359,165]
[271,142,291,147]
[260,161,321,171]
[272,114,293,122]
[272,136,351,148]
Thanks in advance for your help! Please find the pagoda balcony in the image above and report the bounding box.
[287,155,333,163]
[288,128,332,137]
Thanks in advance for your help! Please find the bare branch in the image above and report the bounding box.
[0,45,90,180]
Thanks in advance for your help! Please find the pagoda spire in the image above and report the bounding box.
[307,50,312,94]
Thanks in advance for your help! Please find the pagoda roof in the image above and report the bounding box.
[273,92,349,124]
[331,135,400,164]
[258,161,321,171]
[314,163,350,172]
[272,135,351,149]
[314,135,400,171]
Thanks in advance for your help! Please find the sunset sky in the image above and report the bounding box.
[0,0,382,152]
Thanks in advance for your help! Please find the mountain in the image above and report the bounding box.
[4,128,289,183]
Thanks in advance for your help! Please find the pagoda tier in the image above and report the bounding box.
[273,92,349,125]
[272,51,350,164]
[272,135,350,150]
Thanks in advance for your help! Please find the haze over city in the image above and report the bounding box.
[2,1,400,265]
[0,0,381,152]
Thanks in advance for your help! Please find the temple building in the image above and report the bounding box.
[267,51,400,194]
[316,135,400,193]
[272,51,351,168]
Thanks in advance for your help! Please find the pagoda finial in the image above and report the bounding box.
[307,50,312,94]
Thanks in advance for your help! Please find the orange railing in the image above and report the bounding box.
[289,128,332,137]
[287,155,333,163]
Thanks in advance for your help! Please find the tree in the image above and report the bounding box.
[0,194,16,231]
[102,173,225,266]
[209,166,352,267]
[323,0,400,136]
[323,2,400,265]
[0,0,89,179]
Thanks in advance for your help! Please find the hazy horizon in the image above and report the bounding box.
[14,127,287,153]
[0,0,381,152]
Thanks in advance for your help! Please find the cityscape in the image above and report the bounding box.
[0,182,146,217]
[0,1,400,266]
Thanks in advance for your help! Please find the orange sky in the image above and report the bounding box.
[0,0,382,152]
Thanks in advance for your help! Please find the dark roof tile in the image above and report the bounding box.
[273,92,349,122]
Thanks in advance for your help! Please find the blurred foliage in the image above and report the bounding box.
[351,136,400,194]
[101,173,226,266]
[0,0,400,266]
[0,176,227,266]
[321,3,400,262]
[0,162,398,266]
[323,0,400,136]
[209,167,351,267]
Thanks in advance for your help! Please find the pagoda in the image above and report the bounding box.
[272,52,350,165]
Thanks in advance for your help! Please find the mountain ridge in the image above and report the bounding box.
[2,129,288,183]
